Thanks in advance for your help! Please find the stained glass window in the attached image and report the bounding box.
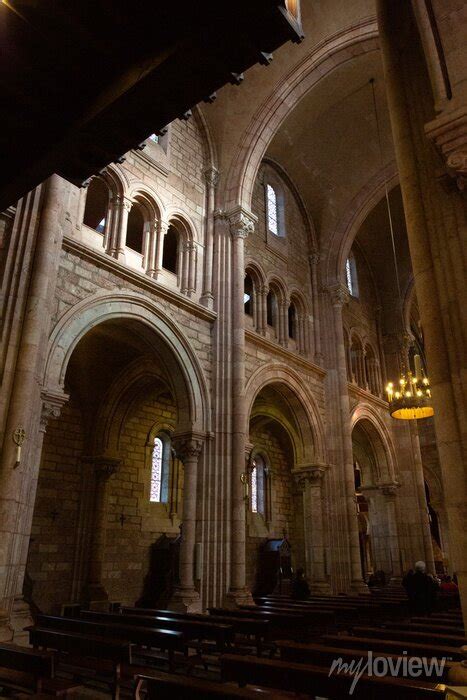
[346,258,353,295]
[251,456,266,516]
[266,184,278,235]
[251,463,258,513]
[150,437,163,502]
[345,255,358,297]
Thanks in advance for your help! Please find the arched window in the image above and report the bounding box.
[244,274,253,316]
[345,254,359,297]
[266,183,279,235]
[83,178,109,233]
[288,303,296,339]
[126,203,145,253]
[266,290,277,327]
[162,225,179,273]
[251,455,267,516]
[150,434,170,503]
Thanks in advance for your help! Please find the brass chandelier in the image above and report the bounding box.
[370,78,434,421]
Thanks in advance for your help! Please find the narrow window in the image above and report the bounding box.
[244,274,253,316]
[266,184,279,236]
[251,456,266,516]
[148,133,159,143]
[288,303,296,339]
[83,178,109,233]
[150,437,164,502]
[345,254,359,297]
[126,204,145,253]
[162,225,179,273]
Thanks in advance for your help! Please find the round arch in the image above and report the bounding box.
[350,403,397,483]
[223,21,378,212]
[43,291,211,434]
[245,363,326,463]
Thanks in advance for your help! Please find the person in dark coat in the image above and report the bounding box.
[291,568,310,600]
[405,561,439,615]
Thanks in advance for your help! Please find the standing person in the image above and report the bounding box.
[407,561,439,615]
[440,575,459,594]
[291,568,310,600]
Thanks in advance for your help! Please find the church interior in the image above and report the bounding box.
[0,0,465,697]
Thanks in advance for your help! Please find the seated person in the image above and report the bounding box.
[291,568,310,600]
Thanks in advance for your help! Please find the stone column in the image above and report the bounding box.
[0,175,71,639]
[154,220,169,280]
[227,206,256,606]
[200,167,219,309]
[187,242,197,297]
[279,300,288,347]
[377,0,466,616]
[294,465,331,593]
[146,219,158,277]
[259,285,268,336]
[108,196,131,262]
[170,434,204,612]
[309,252,323,363]
[329,284,368,593]
[409,422,436,574]
[381,484,403,584]
[84,456,120,608]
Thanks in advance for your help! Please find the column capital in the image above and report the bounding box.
[40,387,69,433]
[204,166,220,188]
[226,206,257,240]
[309,251,320,265]
[293,463,328,488]
[425,105,467,189]
[327,283,350,308]
[379,481,401,498]
[83,455,121,480]
[172,432,205,462]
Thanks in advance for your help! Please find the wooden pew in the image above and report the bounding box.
[135,670,288,699]
[253,597,359,623]
[323,633,464,660]
[34,615,185,671]
[276,639,453,681]
[120,607,270,656]
[220,653,446,699]
[208,607,312,639]
[239,604,335,631]
[29,628,131,699]
[0,642,80,697]
[352,625,466,648]
[82,609,234,652]
[385,621,466,639]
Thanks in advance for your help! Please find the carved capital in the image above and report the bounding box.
[227,206,257,240]
[425,106,467,189]
[293,463,328,489]
[380,482,400,498]
[309,251,320,265]
[172,433,205,463]
[40,387,69,433]
[84,455,121,480]
[328,283,350,308]
[204,166,219,188]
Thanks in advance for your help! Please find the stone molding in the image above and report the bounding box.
[40,387,69,433]
[245,329,326,378]
[425,105,467,188]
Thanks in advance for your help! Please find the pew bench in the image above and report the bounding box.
[28,627,131,699]
[323,633,464,660]
[208,607,311,639]
[385,621,466,639]
[276,639,453,681]
[120,607,271,656]
[220,653,446,699]
[0,642,79,697]
[135,670,290,699]
[239,605,335,633]
[352,625,466,648]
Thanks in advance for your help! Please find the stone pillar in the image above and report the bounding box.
[200,167,219,309]
[227,206,256,606]
[279,300,288,347]
[108,196,131,262]
[377,0,466,617]
[329,284,368,593]
[170,433,204,612]
[294,465,331,593]
[146,219,158,277]
[154,220,169,280]
[259,285,268,336]
[381,484,403,584]
[187,242,197,297]
[0,176,70,639]
[309,252,323,363]
[409,422,436,574]
[84,456,120,608]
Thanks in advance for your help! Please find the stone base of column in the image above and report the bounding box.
[10,597,33,645]
[168,587,202,613]
[349,578,369,595]
[310,581,332,595]
[224,587,255,608]
[0,608,13,642]
[200,293,214,310]
[83,582,109,610]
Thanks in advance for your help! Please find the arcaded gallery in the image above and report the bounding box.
[0,1,465,697]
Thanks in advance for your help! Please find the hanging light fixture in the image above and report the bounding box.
[370,78,434,420]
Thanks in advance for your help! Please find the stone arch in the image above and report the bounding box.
[126,181,166,221]
[223,21,379,212]
[43,291,210,435]
[166,211,198,244]
[350,404,397,484]
[245,363,326,464]
[245,260,266,288]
